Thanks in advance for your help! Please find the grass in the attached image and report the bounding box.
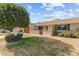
[1,34,74,56]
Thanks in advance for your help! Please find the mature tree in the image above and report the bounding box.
[0,3,30,30]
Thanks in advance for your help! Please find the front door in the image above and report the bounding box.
[39,31,43,35]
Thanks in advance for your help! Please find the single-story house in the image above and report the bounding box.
[29,17,79,36]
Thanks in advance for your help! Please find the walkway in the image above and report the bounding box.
[0,33,8,56]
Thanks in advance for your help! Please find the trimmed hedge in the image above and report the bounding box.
[5,34,23,42]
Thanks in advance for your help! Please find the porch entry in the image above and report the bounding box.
[39,31,43,35]
[38,26,43,35]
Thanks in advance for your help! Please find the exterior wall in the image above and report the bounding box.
[30,25,53,36]
[24,26,30,33]
[30,30,40,35]
[70,23,79,32]
[30,23,79,36]
[30,30,52,36]
[43,25,52,36]
[43,31,52,36]
[13,27,24,32]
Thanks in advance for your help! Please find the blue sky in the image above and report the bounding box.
[19,3,79,23]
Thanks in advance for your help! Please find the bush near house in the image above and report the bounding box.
[58,32,77,38]
[58,28,79,38]
[5,34,23,42]
[61,32,70,37]
[74,32,79,38]
[63,32,76,38]
[75,28,79,32]
[58,32,64,37]
[74,28,79,38]
[53,25,58,36]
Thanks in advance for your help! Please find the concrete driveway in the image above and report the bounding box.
[0,33,8,39]
[0,33,8,56]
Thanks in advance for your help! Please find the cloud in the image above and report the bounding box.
[53,11,75,19]
[41,3,47,8]
[51,3,64,7]
[30,12,35,16]
[44,14,53,18]
[45,8,53,11]
[27,5,32,10]
[37,13,41,15]
[75,3,79,5]
[52,11,66,19]
[41,3,64,11]
[69,9,73,12]
[43,11,66,19]
[43,11,75,19]
[70,4,79,12]
[30,12,41,16]
[40,3,53,10]
[69,13,75,16]
[75,9,79,12]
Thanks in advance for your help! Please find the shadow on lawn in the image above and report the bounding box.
[2,36,74,56]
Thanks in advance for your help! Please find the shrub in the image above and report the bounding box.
[74,28,79,38]
[17,34,23,38]
[5,34,23,42]
[58,32,64,37]
[58,32,76,38]
[69,33,77,38]
[75,32,79,38]
[65,33,76,38]
[76,28,79,32]
[64,32,71,37]
[58,32,70,37]
[52,25,58,36]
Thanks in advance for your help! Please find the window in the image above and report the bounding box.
[56,24,70,30]
[44,26,48,30]
[32,26,38,30]
[32,26,43,30]
[32,26,49,30]
[39,26,43,30]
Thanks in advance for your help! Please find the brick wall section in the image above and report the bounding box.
[24,27,30,33]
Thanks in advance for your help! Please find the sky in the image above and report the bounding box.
[19,3,79,23]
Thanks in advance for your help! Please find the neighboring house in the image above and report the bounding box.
[30,17,79,36]
[24,26,30,33]
[13,27,24,32]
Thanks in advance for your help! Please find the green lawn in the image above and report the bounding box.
[1,34,73,56]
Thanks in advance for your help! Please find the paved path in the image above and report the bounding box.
[0,33,8,56]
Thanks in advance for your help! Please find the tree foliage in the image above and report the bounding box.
[0,3,30,29]
[52,25,58,36]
